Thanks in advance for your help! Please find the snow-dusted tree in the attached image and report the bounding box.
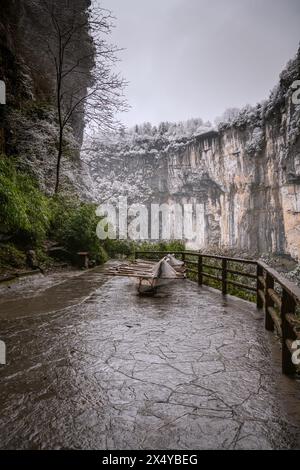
[142,122,152,135]
[158,122,170,135]
[32,0,127,193]
[215,107,241,127]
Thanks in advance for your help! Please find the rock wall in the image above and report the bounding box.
[0,0,93,195]
[86,48,300,259]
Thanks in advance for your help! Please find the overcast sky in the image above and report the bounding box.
[105,0,300,127]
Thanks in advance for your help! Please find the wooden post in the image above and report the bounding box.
[182,252,186,263]
[198,255,203,286]
[222,259,227,295]
[77,252,89,269]
[281,289,296,375]
[265,273,274,331]
[256,264,264,309]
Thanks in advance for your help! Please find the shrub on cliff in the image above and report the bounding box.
[49,196,108,264]
[103,239,134,257]
[0,156,108,263]
[0,156,51,244]
[136,240,185,253]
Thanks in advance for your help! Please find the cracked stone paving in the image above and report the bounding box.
[0,266,300,449]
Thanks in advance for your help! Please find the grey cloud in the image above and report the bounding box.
[106,0,300,127]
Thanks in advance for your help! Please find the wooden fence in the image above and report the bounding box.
[134,250,300,376]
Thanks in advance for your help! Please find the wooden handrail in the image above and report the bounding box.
[135,250,257,264]
[257,260,300,303]
[135,250,300,376]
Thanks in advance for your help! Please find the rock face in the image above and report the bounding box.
[86,49,300,259]
[0,0,94,195]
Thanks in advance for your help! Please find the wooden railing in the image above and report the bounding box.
[257,261,300,375]
[134,250,300,376]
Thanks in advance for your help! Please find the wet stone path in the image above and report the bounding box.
[0,266,300,450]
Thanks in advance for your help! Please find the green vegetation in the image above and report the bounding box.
[48,196,108,264]
[0,155,188,274]
[0,244,26,270]
[185,254,256,302]
[0,156,51,245]
[134,240,185,257]
[103,239,134,258]
[0,155,129,271]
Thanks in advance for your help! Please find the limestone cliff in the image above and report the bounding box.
[0,0,93,194]
[85,48,300,259]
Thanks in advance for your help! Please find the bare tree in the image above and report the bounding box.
[33,0,127,193]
